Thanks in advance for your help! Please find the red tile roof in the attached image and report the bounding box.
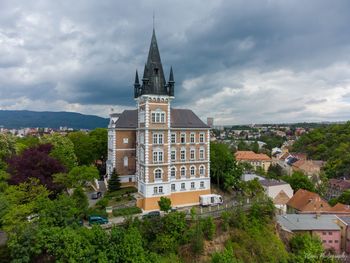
[235,151,271,161]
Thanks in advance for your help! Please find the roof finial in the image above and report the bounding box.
[153,11,155,31]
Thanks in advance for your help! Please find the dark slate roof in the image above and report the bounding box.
[114,108,209,129]
[171,109,209,128]
[260,179,288,187]
[114,110,138,128]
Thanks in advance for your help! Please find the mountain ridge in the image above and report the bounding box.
[0,110,109,129]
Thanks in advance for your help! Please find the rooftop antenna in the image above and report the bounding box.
[153,10,155,30]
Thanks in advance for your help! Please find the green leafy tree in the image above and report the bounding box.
[190,221,204,255]
[0,133,16,169]
[267,164,284,179]
[283,171,315,192]
[42,134,77,171]
[54,165,99,190]
[71,186,89,216]
[89,128,108,162]
[158,197,172,213]
[68,131,95,165]
[108,170,121,192]
[201,216,216,240]
[289,233,324,262]
[252,140,259,153]
[161,211,187,244]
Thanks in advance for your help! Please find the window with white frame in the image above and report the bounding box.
[171,133,176,143]
[153,150,163,163]
[139,132,145,144]
[180,133,186,143]
[123,156,128,167]
[171,184,176,192]
[190,166,195,177]
[190,148,195,160]
[140,147,145,162]
[200,181,205,188]
[139,110,145,123]
[123,138,129,144]
[181,183,185,190]
[180,149,186,161]
[154,168,162,180]
[153,133,163,144]
[199,148,205,160]
[191,182,195,189]
[171,167,176,178]
[199,133,205,143]
[171,149,176,161]
[181,166,186,177]
[190,133,195,143]
[159,186,163,193]
[153,187,158,194]
[199,165,205,176]
[151,110,166,123]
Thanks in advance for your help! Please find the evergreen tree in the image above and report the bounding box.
[108,170,121,192]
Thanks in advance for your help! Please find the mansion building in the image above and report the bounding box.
[107,29,211,211]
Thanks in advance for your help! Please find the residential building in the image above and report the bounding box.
[335,216,350,253]
[260,179,293,213]
[292,160,324,180]
[277,214,341,254]
[235,150,272,172]
[287,189,350,215]
[106,29,211,211]
[326,178,350,200]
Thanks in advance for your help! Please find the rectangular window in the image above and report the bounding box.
[180,150,186,161]
[328,240,333,243]
[200,181,204,188]
[123,138,129,144]
[181,133,186,143]
[123,156,128,167]
[153,134,158,144]
[190,133,195,143]
[152,113,156,123]
[152,112,166,123]
[171,133,176,143]
[159,186,163,193]
[190,149,195,160]
[153,151,163,163]
[171,150,176,161]
[153,133,164,144]
[181,183,185,190]
[328,232,333,235]
[153,152,158,163]
[153,187,158,194]
[335,240,339,243]
[160,113,165,123]
[199,149,205,160]
[171,184,176,192]
[158,152,163,162]
[191,182,195,189]
[199,133,205,143]
[159,134,163,144]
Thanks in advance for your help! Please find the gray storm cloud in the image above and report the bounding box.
[0,0,350,124]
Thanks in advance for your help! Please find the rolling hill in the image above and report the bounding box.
[0,110,109,130]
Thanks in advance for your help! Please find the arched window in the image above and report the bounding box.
[180,166,186,177]
[154,168,162,180]
[190,166,195,177]
[199,165,205,176]
[171,166,176,178]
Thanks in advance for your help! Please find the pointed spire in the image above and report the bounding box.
[169,66,174,83]
[134,70,140,84]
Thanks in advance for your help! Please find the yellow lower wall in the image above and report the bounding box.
[137,189,211,211]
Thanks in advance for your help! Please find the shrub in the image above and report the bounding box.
[86,207,108,218]
[112,207,142,217]
[95,197,109,209]
[201,216,216,240]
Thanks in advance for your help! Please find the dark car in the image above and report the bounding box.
[91,191,102,199]
[142,211,161,220]
[88,216,108,225]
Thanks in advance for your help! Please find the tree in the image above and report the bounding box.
[108,169,121,192]
[42,134,77,171]
[68,131,95,165]
[89,128,108,162]
[267,164,284,179]
[190,221,204,255]
[289,233,324,262]
[158,197,172,213]
[251,140,259,153]
[0,133,16,169]
[201,216,216,240]
[7,144,65,193]
[283,171,315,192]
[53,165,100,190]
[334,189,350,205]
[71,187,89,216]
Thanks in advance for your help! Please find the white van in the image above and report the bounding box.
[199,194,223,206]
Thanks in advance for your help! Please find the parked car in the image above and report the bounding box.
[142,211,161,219]
[88,216,109,225]
[199,194,223,206]
[91,191,102,199]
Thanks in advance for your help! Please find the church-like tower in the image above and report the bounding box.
[107,29,211,211]
[135,29,175,209]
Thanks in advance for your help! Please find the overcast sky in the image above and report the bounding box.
[1,0,350,125]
